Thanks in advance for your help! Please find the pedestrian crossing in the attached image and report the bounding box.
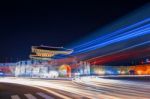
[11,92,55,99]
[24,94,37,99]
[37,92,54,99]
[11,95,20,99]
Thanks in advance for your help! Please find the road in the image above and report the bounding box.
[0,77,150,99]
[0,82,61,99]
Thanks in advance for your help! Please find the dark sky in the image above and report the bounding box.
[0,0,149,62]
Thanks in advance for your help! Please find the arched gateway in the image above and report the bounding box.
[59,64,71,77]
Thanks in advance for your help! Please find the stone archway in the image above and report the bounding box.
[59,64,71,77]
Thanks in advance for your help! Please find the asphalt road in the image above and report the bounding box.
[0,77,150,99]
[0,82,63,99]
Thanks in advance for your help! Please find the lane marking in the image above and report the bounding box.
[37,92,54,99]
[24,94,37,99]
[11,95,20,99]
[34,86,72,99]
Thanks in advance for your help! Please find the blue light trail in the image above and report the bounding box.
[71,18,150,55]
[77,24,149,51]
[87,40,150,61]
[72,18,150,51]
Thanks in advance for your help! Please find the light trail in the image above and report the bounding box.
[73,27,150,54]
[0,77,150,99]
[72,18,150,52]
[87,40,150,62]
[77,23,150,52]
[74,77,150,99]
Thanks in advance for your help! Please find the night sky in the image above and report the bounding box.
[0,0,149,62]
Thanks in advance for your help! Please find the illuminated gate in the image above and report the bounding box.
[59,64,71,77]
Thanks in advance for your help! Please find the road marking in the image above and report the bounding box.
[24,94,37,99]
[11,95,20,99]
[34,86,71,99]
[37,92,54,99]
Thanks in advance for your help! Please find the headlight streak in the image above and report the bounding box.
[87,40,150,62]
[74,77,150,99]
[75,23,150,52]
[72,18,150,50]
[0,78,72,99]
[100,24,150,44]
[73,27,150,54]
[72,18,150,53]
[0,78,130,99]
[1,77,150,99]
[0,78,100,98]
